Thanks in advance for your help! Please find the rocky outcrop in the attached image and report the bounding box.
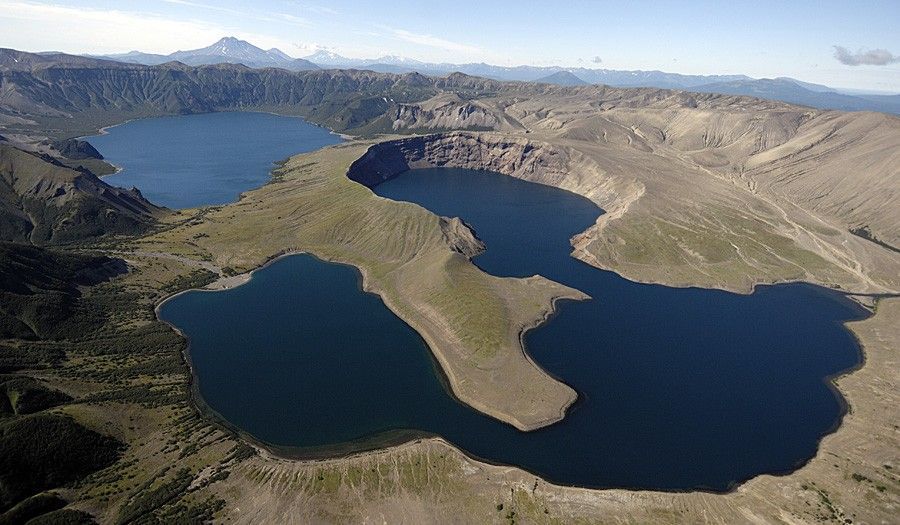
[46,138,103,160]
[349,132,614,201]
[392,93,503,131]
[438,216,484,258]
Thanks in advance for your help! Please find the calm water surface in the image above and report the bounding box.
[89,112,340,209]
[159,163,866,491]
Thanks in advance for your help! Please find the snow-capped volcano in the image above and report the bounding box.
[302,49,364,67]
[104,37,320,70]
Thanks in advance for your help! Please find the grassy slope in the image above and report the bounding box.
[0,145,160,245]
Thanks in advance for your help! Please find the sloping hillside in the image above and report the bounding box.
[0,145,159,244]
[0,241,126,340]
[0,50,440,137]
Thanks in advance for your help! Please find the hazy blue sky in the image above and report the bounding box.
[1,0,898,91]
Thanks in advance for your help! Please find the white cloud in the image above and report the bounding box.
[277,13,311,27]
[159,0,236,14]
[161,0,310,28]
[385,27,482,55]
[292,42,326,56]
[0,0,299,55]
[285,2,340,16]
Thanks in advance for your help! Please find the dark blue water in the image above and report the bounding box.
[88,112,341,209]
[161,255,451,449]
[159,166,866,491]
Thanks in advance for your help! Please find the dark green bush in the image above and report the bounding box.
[0,414,122,512]
[25,508,96,525]
[0,492,66,525]
[0,376,72,416]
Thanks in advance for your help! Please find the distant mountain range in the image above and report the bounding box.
[302,50,751,89]
[298,50,900,114]
[689,78,900,114]
[96,37,318,71]
[86,37,899,115]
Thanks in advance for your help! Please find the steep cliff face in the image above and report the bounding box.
[47,138,103,160]
[347,131,645,258]
[391,93,504,131]
[348,132,637,207]
[350,133,575,188]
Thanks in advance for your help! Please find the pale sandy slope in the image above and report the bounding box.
[390,87,900,297]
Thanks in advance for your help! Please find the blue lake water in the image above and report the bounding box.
[157,155,867,490]
[88,112,341,209]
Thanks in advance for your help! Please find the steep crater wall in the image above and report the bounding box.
[347,131,644,259]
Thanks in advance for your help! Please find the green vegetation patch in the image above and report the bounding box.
[161,269,218,294]
[25,508,97,525]
[0,242,126,340]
